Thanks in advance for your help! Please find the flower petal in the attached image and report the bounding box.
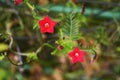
[14,0,23,5]
[44,15,51,22]
[68,47,85,64]
[72,58,78,64]
[73,47,79,51]
[38,15,57,33]
[51,21,57,28]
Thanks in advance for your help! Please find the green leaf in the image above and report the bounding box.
[0,43,9,52]
[0,69,8,80]
[26,52,38,61]
[51,49,58,55]
[61,13,82,40]
[15,73,24,80]
[33,20,39,30]
[66,0,77,8]
[52,39,74,55]
[97,27,109,45]
[24,0,29,3]
[32,11,40,20]
[116,47,120,52]
[44,43,54,49]
[0,55,5,60]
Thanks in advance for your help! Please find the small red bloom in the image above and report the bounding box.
[68,47,85,64]
[14,0,23,5]
[38,15,57,33]
[57,45,64,51]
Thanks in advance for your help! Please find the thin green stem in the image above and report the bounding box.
[26,2,34,11]
[35,43,54,54]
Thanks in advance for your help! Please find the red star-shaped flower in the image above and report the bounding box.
[68,47,85,64]
[14,0,23,5]
[38,15,57,33]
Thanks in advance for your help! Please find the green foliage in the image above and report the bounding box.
[66,0,77,8]
[33,20,39,30]
[116,47,120,53]
[15,73,24,80]
[0,69,12,80]
[0,0,120,80]
[51,39,74,55]
[0,69,8,80]
[0,52,6,60]
[0,43,9,52]
[24,0,29,3]
[0,55,5,60]
[65,70,85,80]
[52,13,86,55]
[97,27,109,45]
[26,52,38,62]
[61,13,82,40]
[113,64,120,75]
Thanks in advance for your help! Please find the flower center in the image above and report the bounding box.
[75,53,79,57]
[45,23,49,28]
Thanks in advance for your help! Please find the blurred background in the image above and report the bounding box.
[0,0,120,80]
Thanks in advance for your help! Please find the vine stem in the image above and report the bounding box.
[26,2,34,11]
[16,45,23,65]
[9,35,13,49]
[36,43,54,54]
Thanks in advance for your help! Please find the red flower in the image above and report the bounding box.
[38,15,57,33]
[57,45,64,51]
[68,47,85,64]
[14,0,23,5]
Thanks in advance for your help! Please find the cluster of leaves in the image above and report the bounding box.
[52,13,81,55]
[61,13,82,40]
[51,13,96,60]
